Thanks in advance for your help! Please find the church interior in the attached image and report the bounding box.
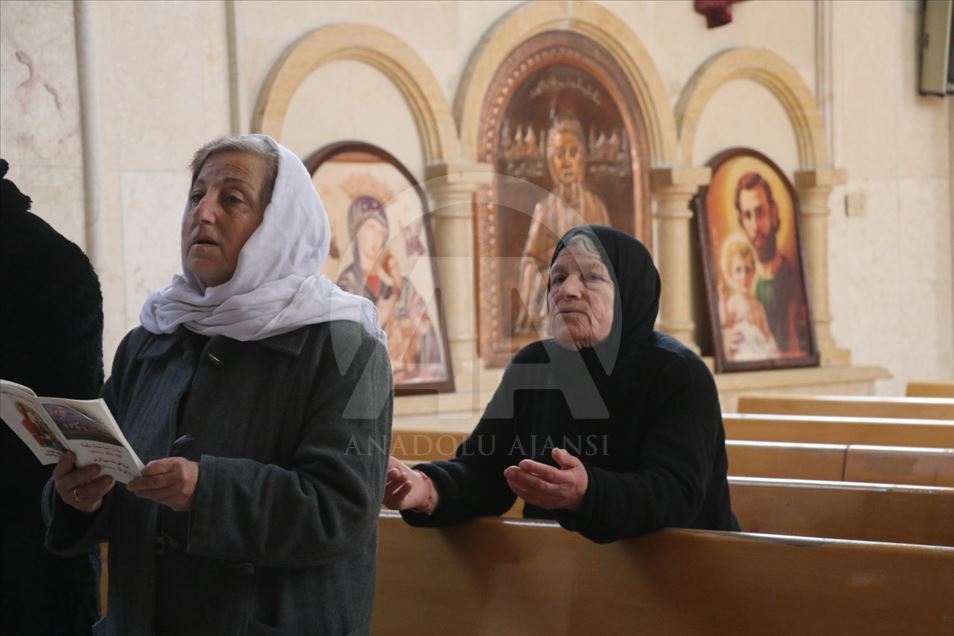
[1,0,952,633]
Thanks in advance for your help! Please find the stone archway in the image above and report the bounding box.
[252,23,459,165]
[676,47,828,168]
[677,47,847,364]
[454,0,677,167]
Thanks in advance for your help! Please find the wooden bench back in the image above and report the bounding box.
[372,512,954,635]
[728,440,954,486]
[843,445,954,486]
[394,427,954,486]
[729,476,954,547]
[907,381,954,399]
[737,394,954,420]
[723,413,954,447]
[726,440,846,481]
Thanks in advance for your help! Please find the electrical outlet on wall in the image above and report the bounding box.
[845,192,866,218]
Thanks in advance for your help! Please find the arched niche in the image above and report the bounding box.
[676,48,828,169]
[676,47,847,366]
[471,28,654,365]
[454,0,676,167]
[252,23,460,166]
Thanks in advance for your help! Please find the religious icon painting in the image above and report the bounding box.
[693,148,819,373]
[474,30,652,367]
[306,142,454,395]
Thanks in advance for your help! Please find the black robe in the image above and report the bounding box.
[404,225,738,542]
[0,158,103,634]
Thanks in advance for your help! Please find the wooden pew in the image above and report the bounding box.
[729,477,954,547]
[737,393,954,420]
[391,426,467,463]
[395,414,954,456]
[394,428,954,486]
[723,413,954,447]
[843,445,954,487]
[727,441,954,486]
[907,381,954,399]
[395,456,954,545]
[396,438,852,481]
[726,440,845,480]
[372,512,954,635]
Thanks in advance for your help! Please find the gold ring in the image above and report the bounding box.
[72,488,81,502]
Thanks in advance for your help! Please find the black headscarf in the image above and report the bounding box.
[1,158,33,213]
[407,226,737,540]
[548,225,661,376]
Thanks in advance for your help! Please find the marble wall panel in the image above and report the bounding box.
[832,0,903,180]
[894,177,953,384]
[829,178,903,390]
[830,176,953,393]
[119,170,188,328]
[103,0,231,170]
[0,0,85,247]
[79,0,231,359]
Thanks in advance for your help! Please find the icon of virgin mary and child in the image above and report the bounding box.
[336,191,443,382]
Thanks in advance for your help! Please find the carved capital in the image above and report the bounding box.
[425,162,496,187]
[650,166,711,190]
[794,167,847,189]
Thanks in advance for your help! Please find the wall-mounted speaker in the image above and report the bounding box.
[919,0,953,96]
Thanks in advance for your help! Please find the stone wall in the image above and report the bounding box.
[0,0,949,394]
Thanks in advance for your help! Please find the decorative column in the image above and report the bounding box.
[651,166,711,352]
[794,167,849,366]
[424,162,495,382]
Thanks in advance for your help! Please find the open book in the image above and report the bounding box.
[1,379,143,483]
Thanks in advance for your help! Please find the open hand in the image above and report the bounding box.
[127,457,198,512]
[504,448,588,512]
[53,451,115,513]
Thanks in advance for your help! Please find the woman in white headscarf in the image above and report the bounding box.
[43,135,392,636]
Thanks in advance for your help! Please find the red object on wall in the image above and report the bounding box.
[695,0,740,29]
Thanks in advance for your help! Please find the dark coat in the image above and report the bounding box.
[44,321,392,636]
[0,158,102,635]
[404,226,738,542]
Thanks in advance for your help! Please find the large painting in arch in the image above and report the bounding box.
[305,141,454,395]
[475,30,651,367]
[693,147,819,373]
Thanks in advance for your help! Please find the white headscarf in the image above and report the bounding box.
[139,135,385,344]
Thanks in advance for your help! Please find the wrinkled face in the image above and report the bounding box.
[356,218,387,265]
[738,186,778,261]
[182,152,268,287]
[730,253,756,293]
[548,131,585,187]
[548,246,615,350]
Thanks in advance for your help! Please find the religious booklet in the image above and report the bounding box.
[0,379,144,483]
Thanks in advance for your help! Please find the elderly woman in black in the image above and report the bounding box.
[44,135,392,635]
[384,225,737,542]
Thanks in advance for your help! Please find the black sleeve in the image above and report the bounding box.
[401,363,525,528]
[557,355,721,543]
